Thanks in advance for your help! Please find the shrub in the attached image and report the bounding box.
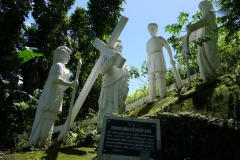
[0,89,37,146]
[148,112,240,160]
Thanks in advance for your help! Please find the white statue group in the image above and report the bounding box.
[25,0,220,148]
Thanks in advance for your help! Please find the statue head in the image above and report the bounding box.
[147,23,158,36]
[53,46,72,64]
[114,42,123,53]
[198,0,214,12]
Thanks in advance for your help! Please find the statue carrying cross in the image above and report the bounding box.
[57,16,128,141]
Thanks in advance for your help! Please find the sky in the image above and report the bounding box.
[26,0,202,94]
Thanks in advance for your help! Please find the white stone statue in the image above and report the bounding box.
[25,46,79,148]
[186,0,220,82]
[146,23,176,101]
[97,42,130,128]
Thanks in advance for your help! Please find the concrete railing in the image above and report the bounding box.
[125,73,200,111]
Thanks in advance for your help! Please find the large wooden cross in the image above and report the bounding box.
[58,16,128,141]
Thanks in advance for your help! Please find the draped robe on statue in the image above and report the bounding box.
[147,36,167,74]
[187,11,220,82]
[25,63,70,148]
[97,54,129,128]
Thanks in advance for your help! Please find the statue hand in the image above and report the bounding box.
[71,80,79,87]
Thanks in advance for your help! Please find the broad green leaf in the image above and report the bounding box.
[3,47,44,71]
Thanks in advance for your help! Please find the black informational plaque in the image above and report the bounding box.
[97,115,161,160]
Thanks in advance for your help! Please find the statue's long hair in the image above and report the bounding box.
[53,46,71,63]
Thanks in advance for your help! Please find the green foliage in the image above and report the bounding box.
[191,11,202,23]
[33,89,42,100]
[177,65,188,79]
[72,123,98,147]
[87,0,126,40]
[0,89,37,147]
[140,60,148,77]
[0,0,32,69]
[165,12,189,36]
[166,69,175,86]
[0,71,23,90]
[129,61,148,90]
[129,66,140,79]
[86,108,97,120]
[165,11,199,66]
[57,109,99,147]
[65,131,78,146]
[14,132,28,151]
[69,7,89,53]
[215,0,240,42]
[126,84,149,104]
[218,31,240,73]
[165,11,197,36]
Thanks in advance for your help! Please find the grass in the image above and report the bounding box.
[1,146,96,160]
